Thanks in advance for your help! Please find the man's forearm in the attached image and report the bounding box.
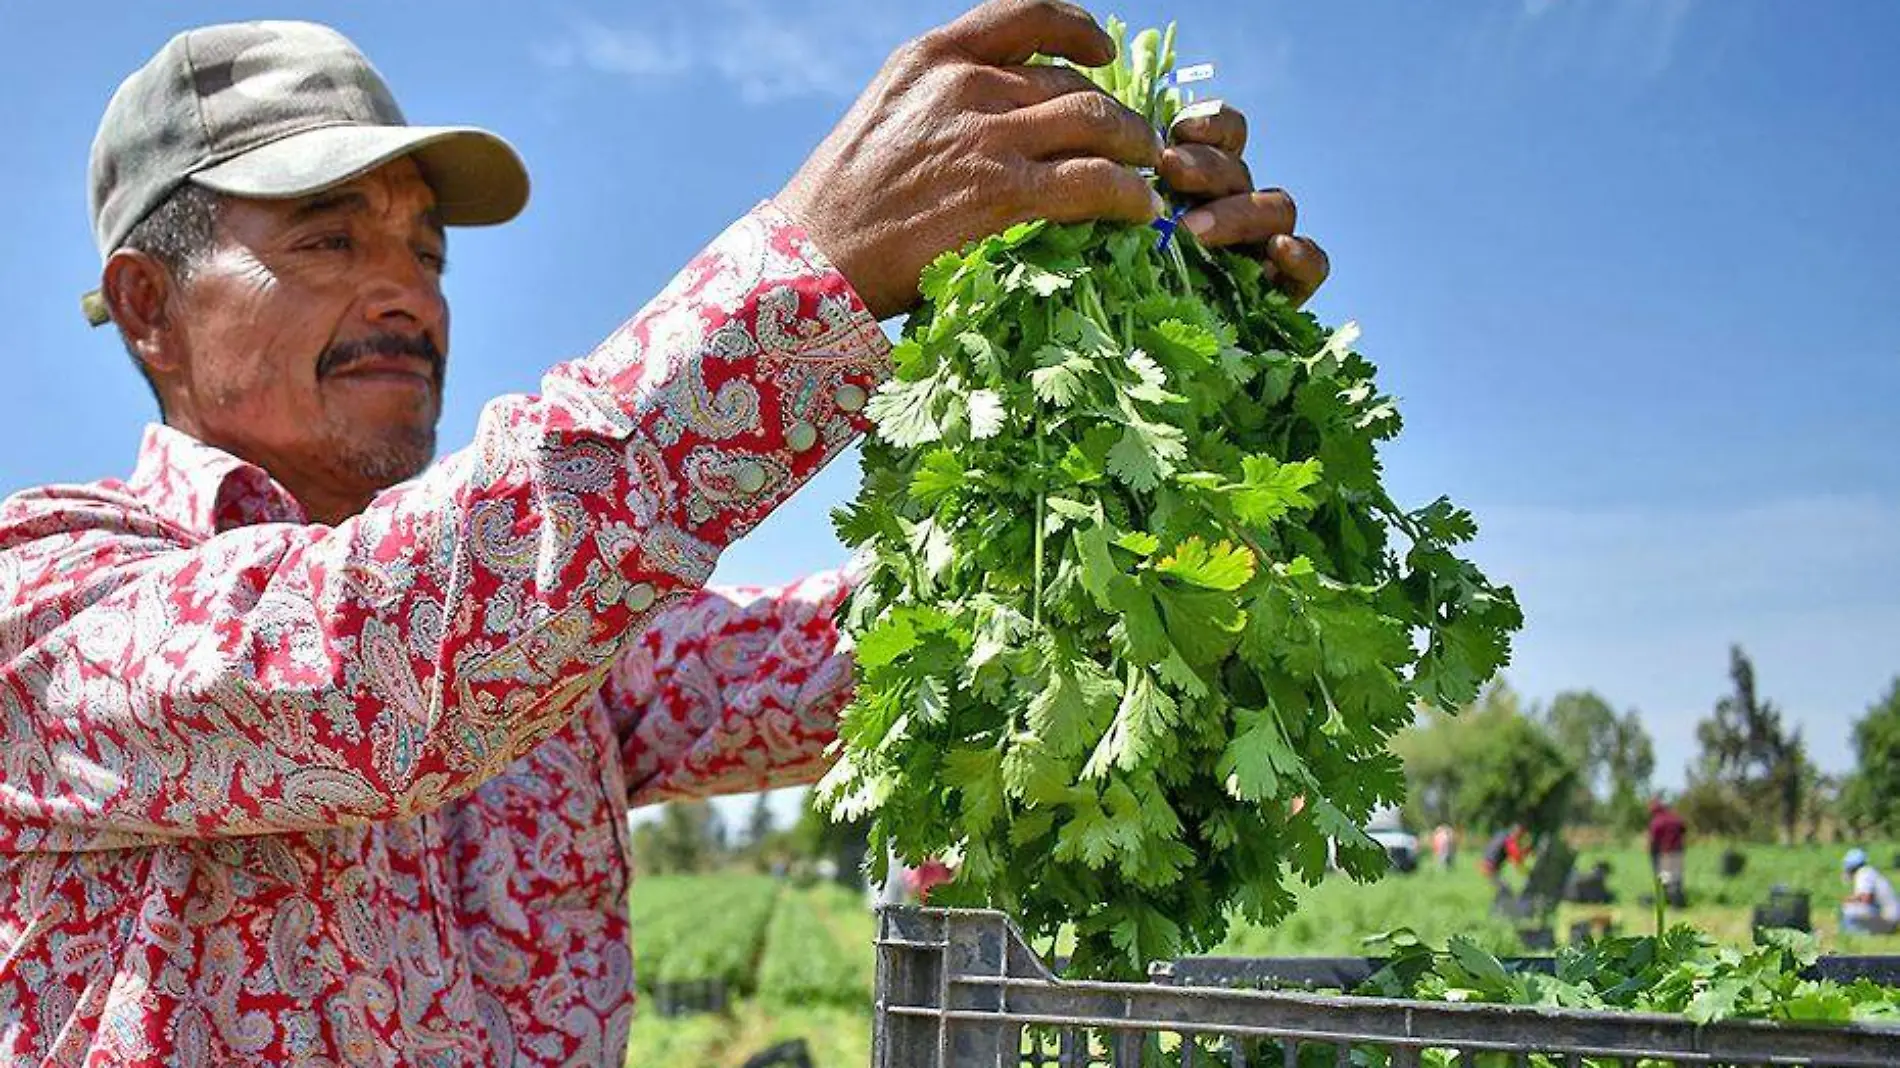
[605,567,858,805]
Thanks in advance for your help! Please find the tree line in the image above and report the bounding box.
[1398,644,1900,843]
[631,789,872,880]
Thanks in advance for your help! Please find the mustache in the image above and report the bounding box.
[317,333,445,382]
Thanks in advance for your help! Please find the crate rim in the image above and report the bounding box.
[876,903,1900,1044]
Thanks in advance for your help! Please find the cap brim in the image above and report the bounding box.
[190,124,529,227]
[84,125,528,326]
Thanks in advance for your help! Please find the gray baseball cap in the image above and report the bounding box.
[84,20,529,325]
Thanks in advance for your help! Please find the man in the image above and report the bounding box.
[0,4,1328,1064]
[1430,822,1456,871]
[1841,848,1900,936]
[1647,795,1688,904]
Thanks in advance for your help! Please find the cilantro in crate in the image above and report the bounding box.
[1362,925,1900,1028]
[819,18,1522,980]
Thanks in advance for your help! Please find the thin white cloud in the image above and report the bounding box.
[535,0,890,105]
[1480,0,1699,83]
[534,19,692,80]
[710,12,859,104]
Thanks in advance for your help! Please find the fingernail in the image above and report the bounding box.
[1182,209,1215,237]
[1150,191,1169,219]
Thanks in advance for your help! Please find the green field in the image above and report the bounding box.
[628,877,877,1066]
[1220,840,1900,958]
[625,842,1900,1067]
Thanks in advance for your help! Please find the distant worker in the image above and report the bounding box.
[1431,824,1457,870]
[907,857,957,905]
[877,847,956,907]
[1840,848,1900,935]
[1479,824,1528,895]
[1648,796,1688,904]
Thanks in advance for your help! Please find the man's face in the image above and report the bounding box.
[168,157,449,500]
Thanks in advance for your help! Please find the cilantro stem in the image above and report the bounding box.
[1232,526,1272,572]
[1033,426,1046,629]
[1079,276,1113,339]
[1166,233,1194,292]
[1032,304,1055,631]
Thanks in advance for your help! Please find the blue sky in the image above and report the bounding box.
[2,2,1895,811]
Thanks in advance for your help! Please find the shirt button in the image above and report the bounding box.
[785,421,818,452]
[735,461,767,494]
[834,384,868,412]
[626,583,656,612]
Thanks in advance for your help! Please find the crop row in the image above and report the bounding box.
[632,875,781,992]
[756,887,873,1006]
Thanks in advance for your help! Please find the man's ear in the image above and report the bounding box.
[101,249,182,375]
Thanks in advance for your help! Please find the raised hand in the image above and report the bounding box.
[778,0,1163,319]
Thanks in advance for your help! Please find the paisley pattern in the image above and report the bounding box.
[0,203,884,1065]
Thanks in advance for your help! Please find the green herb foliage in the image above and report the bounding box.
[1359,926,1900,1058]
[1233,926,1900,1067]
[819,18,1522,980]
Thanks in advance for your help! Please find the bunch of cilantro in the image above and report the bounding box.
[819,19,1522,980]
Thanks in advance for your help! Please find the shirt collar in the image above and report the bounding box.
[126,424,310,535]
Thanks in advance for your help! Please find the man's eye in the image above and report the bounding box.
[307,234,353,252]
[417,249,449,272]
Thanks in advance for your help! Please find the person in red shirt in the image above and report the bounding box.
[0,6,1329,1064]
[1648,797,1689,899]
[906,858,958,904]
[1479,824,1528,895]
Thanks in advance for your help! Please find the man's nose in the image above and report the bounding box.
[361,243,447,333]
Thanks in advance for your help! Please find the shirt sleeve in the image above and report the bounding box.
[0,202,888,852]
[599,567,857,806]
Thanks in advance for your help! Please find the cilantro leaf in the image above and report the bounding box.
[966,388,1006,440]
[867,374,948,447]
[908,449,967,507]
[1026,642,1121,759]
[1229,456,1322,527]
[1217,705,1306,801]
[1083,666,1180,778]
[1030,346,1094,407]
[1107,418,1186,491]
[1155,537,1256,591]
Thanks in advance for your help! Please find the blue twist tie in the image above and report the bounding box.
[1151,204,1190,252]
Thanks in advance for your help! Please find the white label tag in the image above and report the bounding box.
[1167,63,1216,87]
[1173,99,1225,123]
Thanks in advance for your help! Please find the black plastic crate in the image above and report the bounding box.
[874,905,1900,1067]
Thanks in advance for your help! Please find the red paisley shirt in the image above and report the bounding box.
[0,203,889,1066]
